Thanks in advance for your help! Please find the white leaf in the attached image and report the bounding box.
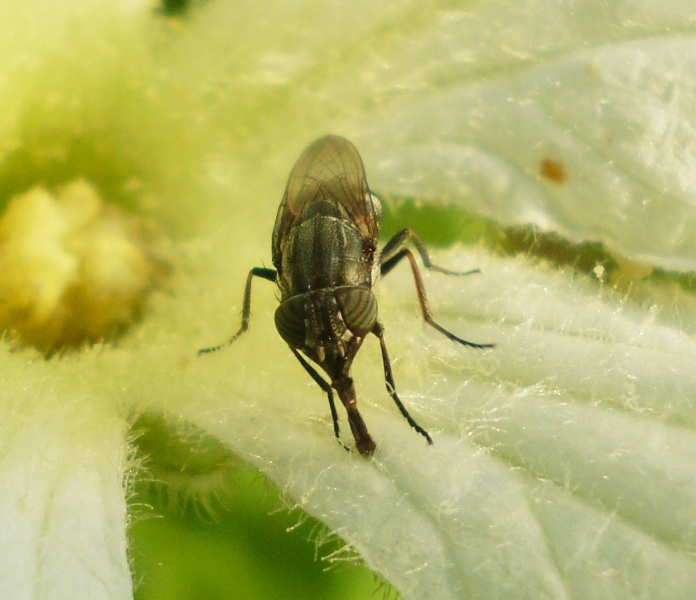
[344,3,696,272]
[150,250,696,600]
[0,361,133,600]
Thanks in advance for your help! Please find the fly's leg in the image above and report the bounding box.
[372,322,432,446]
[380,228,480,277]
[379,229,494,349]
[198,267,277,354]
[289,349,344,447]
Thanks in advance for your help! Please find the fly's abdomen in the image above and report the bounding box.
[274,286,377,353]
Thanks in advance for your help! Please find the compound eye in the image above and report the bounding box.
[275,295,307,349]
[335,287,377,338]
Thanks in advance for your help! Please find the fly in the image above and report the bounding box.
[199,135,493,455]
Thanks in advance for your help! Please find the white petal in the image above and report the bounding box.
[0,366,133,600]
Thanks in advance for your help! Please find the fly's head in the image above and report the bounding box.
[274,286,378,376]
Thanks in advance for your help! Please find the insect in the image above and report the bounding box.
[200,135,493,455]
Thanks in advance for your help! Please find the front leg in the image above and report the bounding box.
[198,266,277,354]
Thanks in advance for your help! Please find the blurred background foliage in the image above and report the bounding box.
[129,466,386,600]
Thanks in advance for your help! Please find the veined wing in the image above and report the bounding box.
[272,135,380,268]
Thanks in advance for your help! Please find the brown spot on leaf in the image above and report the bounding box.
[539,158,567,184]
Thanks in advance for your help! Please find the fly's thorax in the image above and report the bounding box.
[274,285,378,370]
[276,215,373,299]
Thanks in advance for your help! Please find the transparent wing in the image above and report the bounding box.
[272,135,380,267]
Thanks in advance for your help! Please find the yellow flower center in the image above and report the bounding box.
[0,179,160,353]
